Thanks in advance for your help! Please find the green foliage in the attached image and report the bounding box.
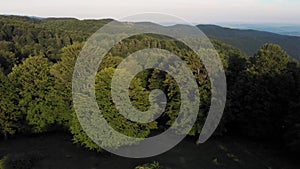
[282,61,300,151]
[69,111,102,151]
[212,40,249,135]
[227,44,298,139]
[0,15,300,153]
[0,15,108,64]
[70,67,157,150]
[134,161,162,169]
[0,41,18,72]
[0,69,19,139]
[50,43,85,127]
[51,42,83,89]
[248,44,289,76]
[51,42,99,150]
[106,35,212,136]
[8,56,63,133]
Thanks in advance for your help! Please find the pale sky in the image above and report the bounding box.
[0,0,299,24]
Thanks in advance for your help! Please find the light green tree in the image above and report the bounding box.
[9,56,64,133]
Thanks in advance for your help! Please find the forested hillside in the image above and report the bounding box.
[0,15,109,72]
[198,24,300,60]
[0,15,300,169]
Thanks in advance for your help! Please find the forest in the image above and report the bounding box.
[0,15,299,169]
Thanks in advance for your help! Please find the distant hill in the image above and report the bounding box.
[1,15,299,60]
[197,24,300,60]
[217,23,300,37]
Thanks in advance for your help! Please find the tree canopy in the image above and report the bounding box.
[0,15,299,153]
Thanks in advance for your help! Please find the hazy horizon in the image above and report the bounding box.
[1,0,300,24]
[2,14,300,26]
[2,13,300,37]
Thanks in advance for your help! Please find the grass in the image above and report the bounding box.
[0,132,299,169]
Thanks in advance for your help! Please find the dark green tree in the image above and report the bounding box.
[0,69,19,139]
[232,44,291,138]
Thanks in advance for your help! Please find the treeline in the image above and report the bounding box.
[0,16,299,153]
[0,15,108,72]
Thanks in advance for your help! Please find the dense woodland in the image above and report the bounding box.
[0,15,300,161]
[198,24,300,60]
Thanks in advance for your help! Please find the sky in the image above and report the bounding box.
[0,0,300,24]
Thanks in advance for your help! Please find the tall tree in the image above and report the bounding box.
[50,43,84,127]
[0,69,19,139]
[70,67,157,151]
[232,44,291,138]
[9,56,63,133]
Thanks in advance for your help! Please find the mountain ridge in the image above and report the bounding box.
[1,15,299,60]
[197,24,300,60]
